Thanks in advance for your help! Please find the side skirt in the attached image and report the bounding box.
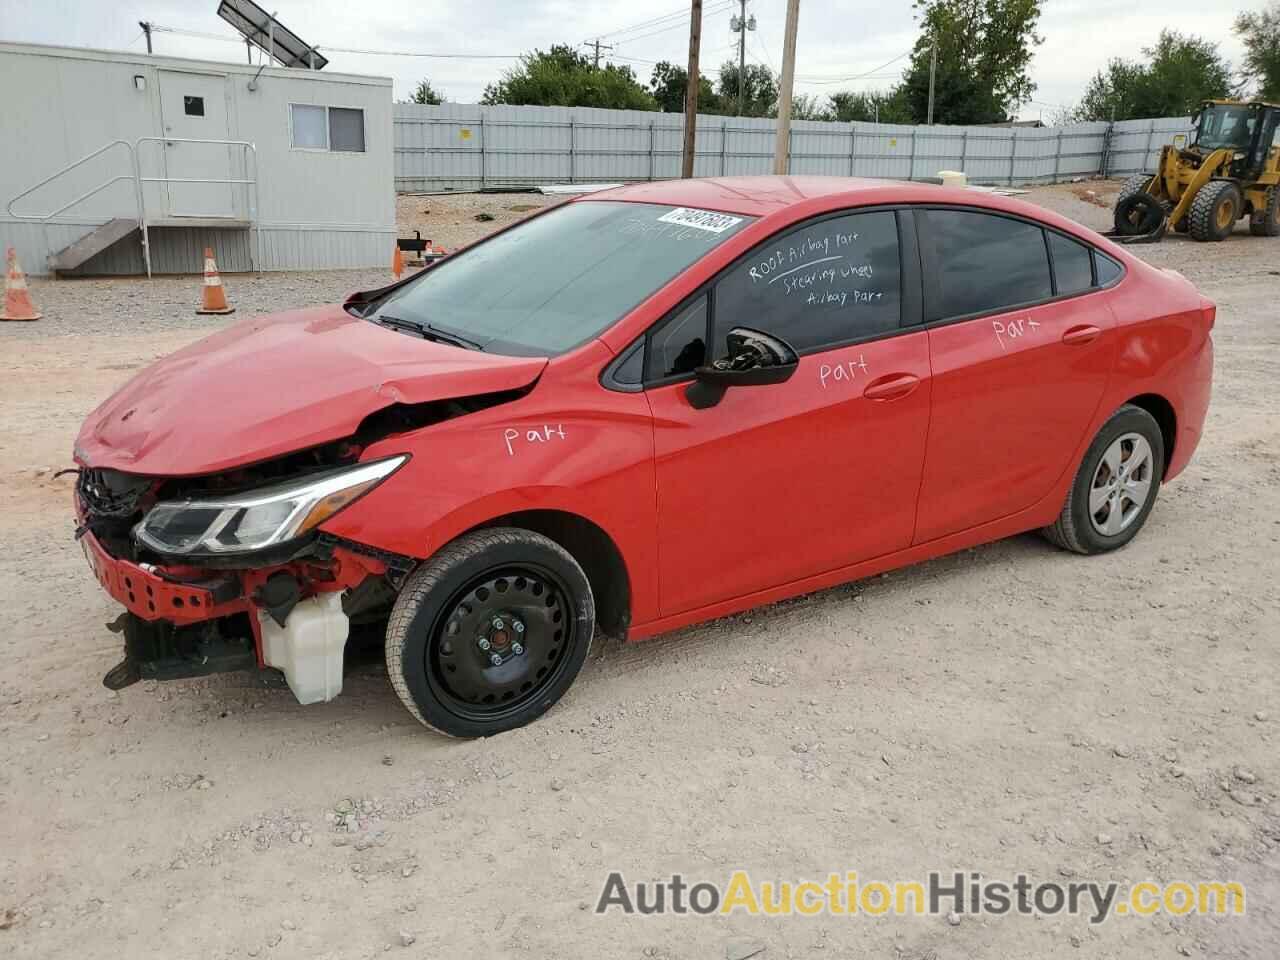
[625,495,1066,642]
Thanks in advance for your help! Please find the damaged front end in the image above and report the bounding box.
[75,451,414,704]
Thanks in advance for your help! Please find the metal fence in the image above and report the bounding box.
[394,103,1195,194]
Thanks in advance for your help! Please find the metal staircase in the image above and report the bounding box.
[48,218,140,273]
[6,137,259,277]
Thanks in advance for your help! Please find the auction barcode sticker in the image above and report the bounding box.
[656,207,744,234]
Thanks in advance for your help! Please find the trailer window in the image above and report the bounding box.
[290,104,366,153]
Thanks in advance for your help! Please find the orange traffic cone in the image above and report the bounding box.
[196,247,234,315]
[2,247,42,321]
[392,244,404,279]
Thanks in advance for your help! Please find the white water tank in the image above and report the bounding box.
[260,592,350,705]
[938,170,968,188]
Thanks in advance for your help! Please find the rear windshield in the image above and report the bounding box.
[371,201,753,356]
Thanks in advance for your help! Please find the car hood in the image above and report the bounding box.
[75,305,548,476]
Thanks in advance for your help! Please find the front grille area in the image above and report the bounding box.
[77,468,153,521]
[76,468,157,560]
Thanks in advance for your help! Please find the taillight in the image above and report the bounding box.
[1199,297,1216,331]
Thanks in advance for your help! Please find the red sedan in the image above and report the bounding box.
[73,176,1215,737]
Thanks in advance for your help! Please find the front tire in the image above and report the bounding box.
[1042,405,1165,555]
[1188,180,1241,242]
[386,528,594,737]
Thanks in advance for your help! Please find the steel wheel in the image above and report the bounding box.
[426,564,575,724]
[1216,197,1235,231]
[1088,432,1154,536]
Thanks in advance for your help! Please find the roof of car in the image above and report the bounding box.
[577,175,1135,263]
[582,175,908,216]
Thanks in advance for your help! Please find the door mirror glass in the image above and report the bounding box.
[686,327,799,409]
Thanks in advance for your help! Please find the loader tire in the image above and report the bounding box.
[1114,192,1165,236]
[1249,186,1280,237]
[1188,180,1241,242]
[1117,173,1153,203]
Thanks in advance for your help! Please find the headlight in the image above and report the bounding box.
[135,455,407,557]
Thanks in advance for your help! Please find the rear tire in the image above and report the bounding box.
[1188,180,1241,241]
[1042,405,1165,556]
[385,528,595,737]
[1248,186,1280,237]
[1117,173,1152,203]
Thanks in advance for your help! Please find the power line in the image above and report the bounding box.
[594,0,731,42]
[593,4,700,41]
[793,48,913,85]
[612,1,735,46]
[750,30,776,74]
[611,44,736,69]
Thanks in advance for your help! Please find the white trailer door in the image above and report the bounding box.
[157,71,235,218]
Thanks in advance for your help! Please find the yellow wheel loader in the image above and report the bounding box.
[1112,99,1280,242]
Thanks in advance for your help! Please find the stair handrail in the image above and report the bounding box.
[5,139,140,222]
[133,137,260,277]
[6,137,260,278]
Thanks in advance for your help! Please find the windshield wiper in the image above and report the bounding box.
[424,323,482,351]
[375,314,426,336]
[374,314,481,350]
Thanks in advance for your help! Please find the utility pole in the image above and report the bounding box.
[682,0,702,178]
[587,38,613,68]
[772,0,800,174]
[139,20,153,54]
[926,39,937,125]
[730,1,756,116]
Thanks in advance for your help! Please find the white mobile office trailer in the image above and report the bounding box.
[0,41,394,275]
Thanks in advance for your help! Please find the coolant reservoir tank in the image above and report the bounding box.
[260,592,350,705]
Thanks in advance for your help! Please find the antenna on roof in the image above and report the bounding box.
[216,0,327,71]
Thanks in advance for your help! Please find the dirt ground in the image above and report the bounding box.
[1,184,1277,959]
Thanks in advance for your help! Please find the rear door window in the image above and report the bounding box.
[710,210,902,356]
[1047,231,1094,295]
[926,210,1052,319]
[1094,252,1124,286]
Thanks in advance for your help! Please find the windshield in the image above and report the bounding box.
[1196,105,1255,150]
[369,201,753,356]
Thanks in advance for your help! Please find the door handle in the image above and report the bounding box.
[1062,324,1101,346]
[862,373,920,401]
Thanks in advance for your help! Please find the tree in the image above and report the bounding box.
[1235,2,1280,101]
[789,94,832,121]
[649,61,722,114]
[481,45,658,110]
[1074,30,1234,121]
[899,0,1044,124]
[715,62,778,117]
[828,88,913,124]
[408,78,443,105]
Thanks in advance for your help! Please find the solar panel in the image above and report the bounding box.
[216,0,329,70]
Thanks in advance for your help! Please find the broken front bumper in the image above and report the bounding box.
[81,530,402,703]
[81,531,243,624]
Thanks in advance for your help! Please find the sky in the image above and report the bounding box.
[3,0,1271,120]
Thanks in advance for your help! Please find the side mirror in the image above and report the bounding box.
[686,327,799,410]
